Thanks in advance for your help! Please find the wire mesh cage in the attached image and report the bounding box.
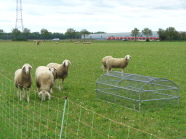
[96,71,180,111]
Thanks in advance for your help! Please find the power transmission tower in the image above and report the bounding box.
[15,0,24,32]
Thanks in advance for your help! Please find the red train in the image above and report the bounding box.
[107,37,159,40]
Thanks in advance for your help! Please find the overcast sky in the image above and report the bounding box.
[0,0,186,33]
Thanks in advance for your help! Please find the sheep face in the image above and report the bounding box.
[62,60,71,70]
[38,91,51,101]
[125,55,132,60]
[49,67,57,74]
[49,67,57,79]
[22,64,32,74]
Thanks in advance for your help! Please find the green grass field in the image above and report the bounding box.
[0,40,186,139]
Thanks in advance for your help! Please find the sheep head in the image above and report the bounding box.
[22,64,32,74]
[62,60,71,70]
[125,55,132,60]
[38,91,51,101]
[49,67,56,74]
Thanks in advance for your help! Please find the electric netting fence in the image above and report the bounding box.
[0,73,162,139]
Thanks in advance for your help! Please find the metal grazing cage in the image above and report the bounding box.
[96,71,180,111]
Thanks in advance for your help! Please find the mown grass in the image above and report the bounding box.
[0,40,186,139]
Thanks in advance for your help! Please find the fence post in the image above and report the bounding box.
[59,97,68,139]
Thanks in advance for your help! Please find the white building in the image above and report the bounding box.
[85,31,159,40]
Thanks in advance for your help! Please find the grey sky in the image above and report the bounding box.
[0,0,185,33]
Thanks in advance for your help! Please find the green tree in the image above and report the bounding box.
[0,29,4,34]
[179,32,186,41]
[11,28,21,40]
[65,28,76,41]
[131,28,140,41]
[157,28,166,40]
[0,29,4,39]
[80,29,90,41]
[142,28,152,38]
[23,28,31,40]
[165,27,178,41]
[40,28,50,40]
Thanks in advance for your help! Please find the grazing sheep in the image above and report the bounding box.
[101,56,113,71]
[74,41,80,44]
[106,55,132,72]
[35,40,40,45]
[36,66,55,101]
[14,64,32,102]
[86,42,91,44]
[35,66,57,93]
[55,42,58,44]
[47,60,71,90]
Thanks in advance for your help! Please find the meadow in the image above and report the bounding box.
[0,40,186,139]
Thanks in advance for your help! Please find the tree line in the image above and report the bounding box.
[0,28,91,41]
[0,27,185,41]
[131,27,186,41]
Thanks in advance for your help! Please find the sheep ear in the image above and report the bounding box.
[46,92,51,100]
[68,60,71,65]
[22,66,25,70]
[29,65,32,69]
[38,91,42,97]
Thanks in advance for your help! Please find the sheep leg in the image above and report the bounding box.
[26,91,30,103]
[107,67,111,73]
[61,79,64,90]
[19,90,22,101]
[55,80,59,89]
[121,69,124,72]
[16,89,20,98]
[58,80,61,90]
[22,88,25,99]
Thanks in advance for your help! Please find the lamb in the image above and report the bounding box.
[101,56,113,71]
[35,66,55,101]
[106,55,132,72]
[14,63,32,102]
[47,59,71,90]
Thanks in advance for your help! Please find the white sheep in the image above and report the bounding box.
[14,64,32,102]
[47,59,71,90]
[36,66,55,101]
[86,42,91,44]
[35,66,57,93]
[74,41,80,44]
[106,55,132,72]
[35,40,40,45]
[101,56,113,71]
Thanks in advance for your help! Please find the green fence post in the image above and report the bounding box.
[59,97,68,139]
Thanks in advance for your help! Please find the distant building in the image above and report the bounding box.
[84,31,159,40]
